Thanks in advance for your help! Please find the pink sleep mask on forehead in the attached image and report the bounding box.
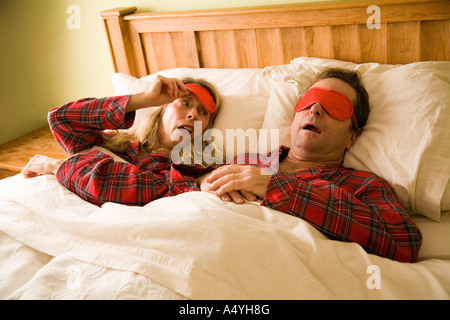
[295,87,358,126]
[185,84,216,117]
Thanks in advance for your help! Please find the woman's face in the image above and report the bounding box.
[159,93,212,148]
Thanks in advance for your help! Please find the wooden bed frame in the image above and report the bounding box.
[101,0,449,78]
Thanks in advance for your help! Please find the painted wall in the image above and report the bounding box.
[0,0,342,144]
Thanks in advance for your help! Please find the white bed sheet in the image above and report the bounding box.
[0,174,449,300]
[412,212,450,261]
[0,231,185,300]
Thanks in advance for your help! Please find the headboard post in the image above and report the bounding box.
[101,7,139,76]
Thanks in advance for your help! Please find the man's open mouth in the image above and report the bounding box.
[302,123,322,134]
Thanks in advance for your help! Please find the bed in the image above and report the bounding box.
[1,0,449,300]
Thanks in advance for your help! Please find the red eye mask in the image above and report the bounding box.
[185,84,216,118]
[295,87,358,127]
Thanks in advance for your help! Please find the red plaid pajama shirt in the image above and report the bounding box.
[232,147,422,262]
[48,95,210,207]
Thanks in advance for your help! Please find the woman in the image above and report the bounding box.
[22,75,222,206]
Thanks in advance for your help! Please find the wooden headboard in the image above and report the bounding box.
[101,0,449,78]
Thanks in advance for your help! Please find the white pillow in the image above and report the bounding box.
[259,81,300,152]
[261,57,450,222]
[111,67,270,160]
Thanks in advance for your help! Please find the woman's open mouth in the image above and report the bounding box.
[177,126,193,134]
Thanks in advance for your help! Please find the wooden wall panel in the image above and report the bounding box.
[197,29,267,68]
[182,31,200,69]
[331,24,361,63]
[142,32,200,74]
[255,28,285,67]
[420,20,450,61]
[234,29,260,68]
[141,33,168,73]
[359,24,388,64]
[279,28,308,63]
[196,31,219,68]
[211,30,240,68]
[388,22,421,64]
[303,26,334,60]
[102,1,450,76]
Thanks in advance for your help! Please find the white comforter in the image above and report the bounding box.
[0,174,449,299]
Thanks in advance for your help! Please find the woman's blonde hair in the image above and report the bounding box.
[101,77,221,166]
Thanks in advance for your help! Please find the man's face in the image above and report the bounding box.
[290,78,358,162]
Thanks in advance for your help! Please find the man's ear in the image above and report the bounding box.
[346,129,359,150]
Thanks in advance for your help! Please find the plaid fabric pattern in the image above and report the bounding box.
[234,147,422,263]
[49,96,209,206]
[48,96,136,156]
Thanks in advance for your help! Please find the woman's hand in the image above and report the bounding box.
[145,74,191,107]
[126,75,190,112]
[200,165,272,203]
[22,155,64,179]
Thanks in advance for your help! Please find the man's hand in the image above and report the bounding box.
[202,165,271,203]
[198,171,258,204]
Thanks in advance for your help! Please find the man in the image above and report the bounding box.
[201,68,422,263]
